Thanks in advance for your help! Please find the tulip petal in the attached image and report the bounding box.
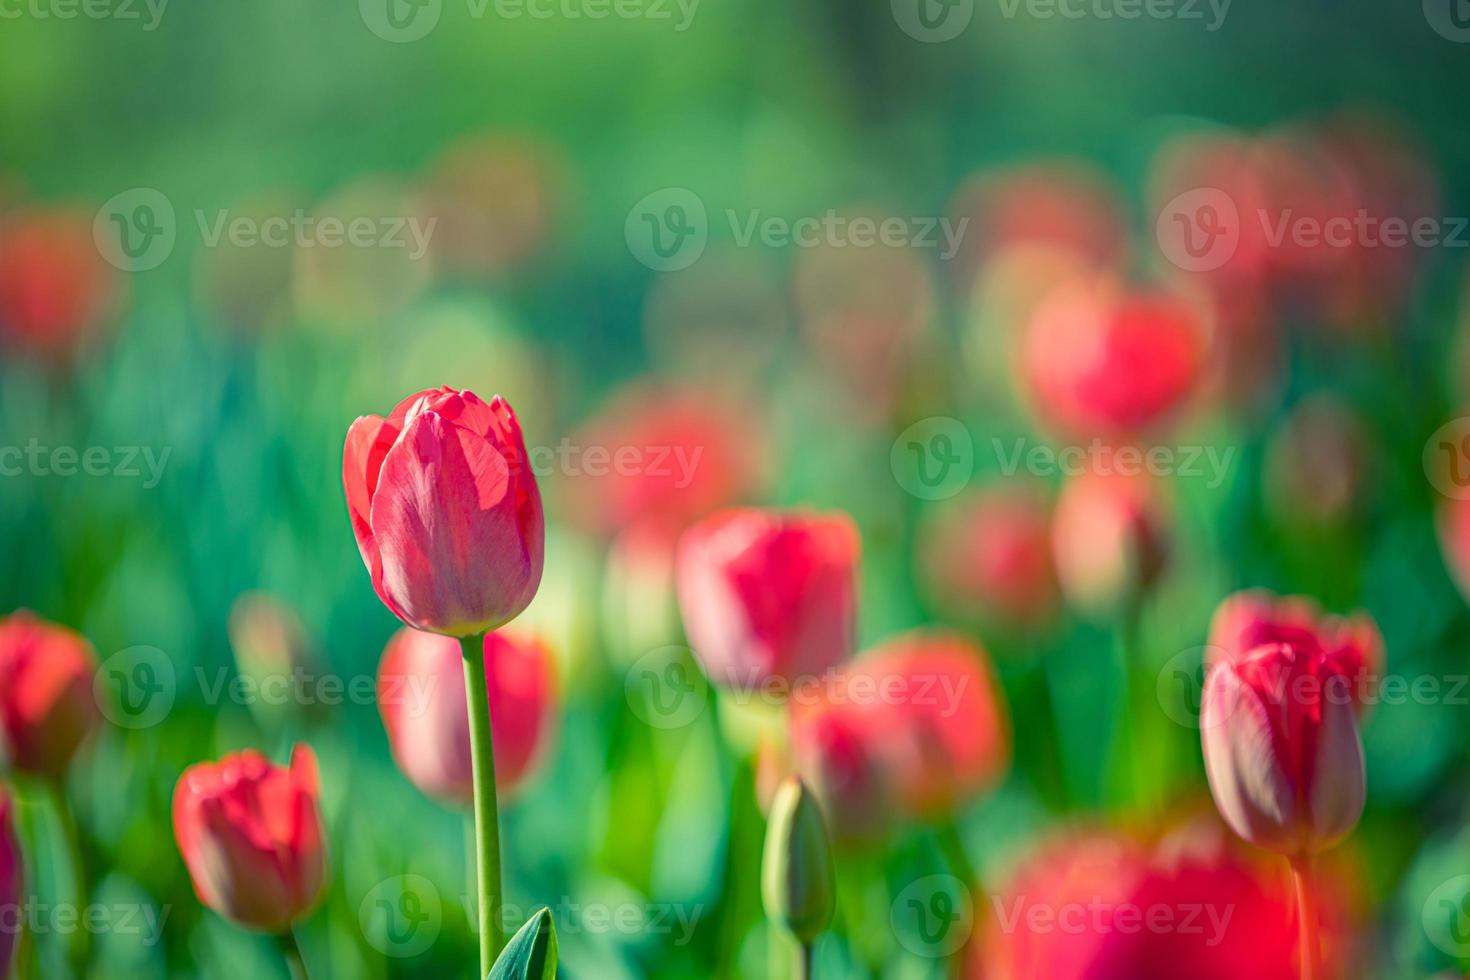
[1201,663,1298,852]
[1305,693,1366,851]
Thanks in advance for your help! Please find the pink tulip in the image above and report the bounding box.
[1020,276,1204,439]
[788,696,895,846]
[172,746,326,932]
[1207,589,1382,711]
[1201,636,1366,857]
[0,611,102,779]
[343,386,544,637]
[1050,469,1168,616]
[0,787,21,974]
[377,626,555,804]
[676,508,858,692]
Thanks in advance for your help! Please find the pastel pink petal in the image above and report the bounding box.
[343,414,402,610]
[1201,663,1298,853]
[195,795,296,930]
[1304,693,1366,852]
[370,410,535,635]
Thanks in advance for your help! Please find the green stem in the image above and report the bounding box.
[1290,856,1319,980]
[278,928,310,980]
[48,782,90,975]
[936,821,982,979]
[461,633,505,973]
[793,938,813,980]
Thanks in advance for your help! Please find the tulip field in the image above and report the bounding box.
[4,4,1470,979]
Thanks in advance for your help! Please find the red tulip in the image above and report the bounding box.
[0,611,101,779]
[377,626,555,804]
[1437,496,1470,605]
[676,508,858,692]
[788,695,895,846]
[979,830,1314,980]
[343,386,544,637]
[0,787,21,974]
[561,384,763,539]
[1050,469,1168,616]
[1201,636,1366,857]
[1020,276,1205,439]
[918,486,1058,631]
[0,208,117,362]
[1207,589,1382,710]
[172,746,326,932]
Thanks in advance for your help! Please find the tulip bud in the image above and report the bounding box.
[1050,468,1167,617]
[0,611,102,779]
[1201,641,1366,857]
[377,626,555,804]
[172,745,327,932]
[677,508,858,693]
[762,777,835,945]
[343,386,544,638]
[0,787,22,975]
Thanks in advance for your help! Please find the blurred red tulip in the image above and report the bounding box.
[1207,589,1382,709]
[172,745,326,933]
[1020,276,1206,439]
[1436,496,1470,606]
[0,611,101,779]
[377,626,555,804]
[0,208,117,362]
[918,485,1058,631]
[1050,469,1168,616]
[979,830,1320,980]
[676,509,858,692]
[561,384,763,539]
[1201,637,1366,857]
[343,386,544,637]
[0,787,21,975]
[790,630,1009,833]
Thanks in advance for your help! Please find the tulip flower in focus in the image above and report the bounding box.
[1201,637,1367,857]
[378,626,555,803]
[0,611,102,779]
[0,787,20,975]
[1020,276,1205,439]
[1050,469,1168,617]
[918,485,1058,633]
[762,776,835,961]
[0,207,117,363]
[172,745,326,933]
[343,386,544,637]
[677,508,858,693]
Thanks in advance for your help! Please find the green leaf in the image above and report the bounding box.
[486,907,557,980]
